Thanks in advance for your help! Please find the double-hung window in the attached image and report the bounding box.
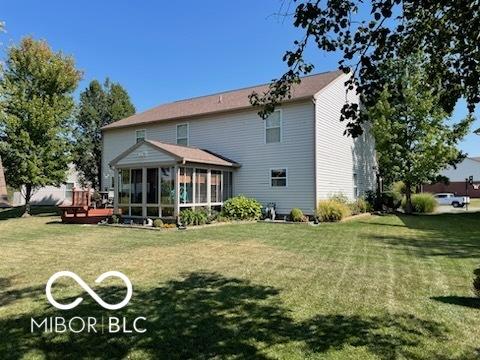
[265,110,282,143]
[176,124,189,145]
[135,129,146,143]
[353,173,358,198]
[271,168,287,187]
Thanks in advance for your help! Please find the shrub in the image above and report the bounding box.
[109,214,121,224]
[315,200,351,222]
[153,219,163,228]
[382,190,403,210]
[474,268,480,297]
[290,208,306,222]
[222,195,262,220]
[401,193,437,213]
[349,197,368,215]
[180,208,208,226]
[329,193,349,204]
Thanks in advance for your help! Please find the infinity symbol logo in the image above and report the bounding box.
[46,271,133,310]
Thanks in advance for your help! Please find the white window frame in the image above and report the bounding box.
[135,129,146,143]
[176,123,189,146]
[265,109,282,144]
[270,168,288,188]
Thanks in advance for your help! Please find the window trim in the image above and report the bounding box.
[353,173,359,198]
[264,109,283,144]
[176,123,189,146]
[270,168,288,188]
[135,129,146,143]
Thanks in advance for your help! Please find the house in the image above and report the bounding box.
[12,164,82,206]
[423,157,480,198]
[0,156,9,208]
[101,71,377,218]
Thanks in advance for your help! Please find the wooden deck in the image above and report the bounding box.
[58,189,114,224]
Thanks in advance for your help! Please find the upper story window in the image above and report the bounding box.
[265,110,282,143]
[177,123,189,146]
[135,129,146,143]
[271,168,287,187]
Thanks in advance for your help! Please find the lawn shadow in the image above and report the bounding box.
[431,296,480,309]
[0,272,460,359]
[0,206,60,220]
[364,213,480,259]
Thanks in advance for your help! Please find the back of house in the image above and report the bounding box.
[101,71,376,218]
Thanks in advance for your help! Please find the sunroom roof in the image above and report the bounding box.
[110,140,240,168]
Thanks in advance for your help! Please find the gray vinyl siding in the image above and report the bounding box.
[103,101,316,214]
[314,74,376,203]
[116,143,176,167]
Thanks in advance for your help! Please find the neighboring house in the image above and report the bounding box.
[13,164,81,206]
[101,71,377,217]
[0,156,9,208]
[423,157,480,198]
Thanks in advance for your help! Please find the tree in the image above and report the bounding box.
[250,1,479,137]
[0,37,82,214]
[367,55,473,213]
[73,79,135,190]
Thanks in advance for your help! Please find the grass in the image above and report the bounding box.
[1,210,480,359]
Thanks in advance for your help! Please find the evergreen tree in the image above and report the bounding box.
[73,79,135,189]
[0,37,82,214]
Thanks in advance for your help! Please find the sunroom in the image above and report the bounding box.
[109,140,240,219]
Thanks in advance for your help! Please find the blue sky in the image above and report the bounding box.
[1,0,478,155]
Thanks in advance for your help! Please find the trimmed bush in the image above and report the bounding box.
[473,268,480,297]
[153,219,163,228]
[315,200,351,222]
[290,208,306,222]
[109,214,121,224]
[401,193,437,213]
[349,197,368,215]
[222,195,262,220]
[180,208,208,226]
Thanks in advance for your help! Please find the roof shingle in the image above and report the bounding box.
[110,140,240,168]
[102,70,343,130]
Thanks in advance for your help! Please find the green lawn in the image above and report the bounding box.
[1,209,480,359]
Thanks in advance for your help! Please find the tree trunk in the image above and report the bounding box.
[404,184,413,214]
[23,184,32,217]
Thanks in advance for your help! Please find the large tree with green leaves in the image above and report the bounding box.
[73,79,135,190]
[368,54,473,213]
[251,1,479,137]
[0,37,82,214]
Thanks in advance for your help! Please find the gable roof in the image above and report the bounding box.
[110,139,240,168]
[102,70,344,130]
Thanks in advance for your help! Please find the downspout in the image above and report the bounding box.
[312,96,318,216]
